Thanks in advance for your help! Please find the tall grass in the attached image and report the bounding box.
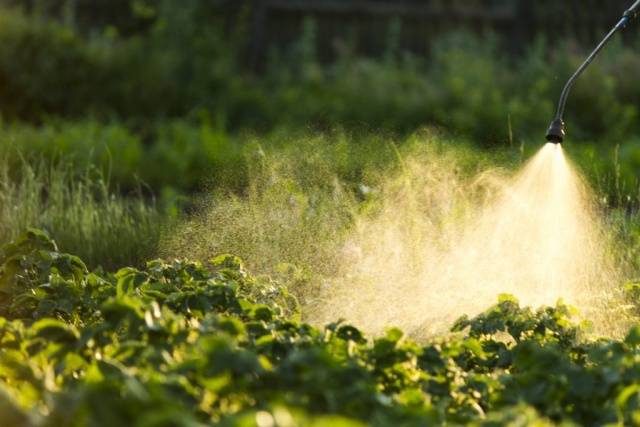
[0,158,161,270]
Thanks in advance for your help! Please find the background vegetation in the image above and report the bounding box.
[0,0,639,266]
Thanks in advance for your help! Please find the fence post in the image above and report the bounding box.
[249,0,268,70]
[513,0,535,53]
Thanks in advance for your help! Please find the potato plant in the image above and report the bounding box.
[1,230,640,426]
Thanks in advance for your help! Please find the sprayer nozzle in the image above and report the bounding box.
[546,119,565,144]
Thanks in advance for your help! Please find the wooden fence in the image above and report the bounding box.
[4,0,638,64]
[247,0,638,66]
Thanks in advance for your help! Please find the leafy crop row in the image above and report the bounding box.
[1,230,640,426]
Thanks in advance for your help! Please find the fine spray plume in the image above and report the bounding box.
[546,0,640,143]
[315,4,640,337]
[168,4,639,340]
[310,140,624,338]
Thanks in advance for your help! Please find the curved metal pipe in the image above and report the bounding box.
[546,0,640,143]
[554,17,628,122]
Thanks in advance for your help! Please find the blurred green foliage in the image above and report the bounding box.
[0,1,639,204]
[0,3,639,143]
[0,119,245,195]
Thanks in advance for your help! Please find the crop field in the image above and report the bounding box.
[5,1,640,426]
[4,130,640,426]
[0,227,639,427]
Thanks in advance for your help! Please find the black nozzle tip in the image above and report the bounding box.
[545,119,565,144]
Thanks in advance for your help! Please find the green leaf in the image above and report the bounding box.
[31,318,79,343]
[462,338,486,359]
[115,268,147,297]
[210,254,244,271]
[385,328,403,343]
[498,293,519,304]
[252,305,273,322]
[101,297,144,325]
[617,384,640,411]
[625,325,640,346]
